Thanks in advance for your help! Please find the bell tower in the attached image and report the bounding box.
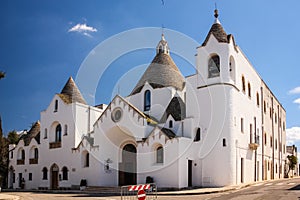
[195,9,237,87]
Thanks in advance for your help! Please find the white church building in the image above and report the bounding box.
[8,10,287,189]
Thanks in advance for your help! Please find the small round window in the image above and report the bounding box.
[112,108,122,122]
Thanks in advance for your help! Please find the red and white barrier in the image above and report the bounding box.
[128,184,151,191]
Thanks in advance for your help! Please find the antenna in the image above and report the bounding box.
[161,24,165,35]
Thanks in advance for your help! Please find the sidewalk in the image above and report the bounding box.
[0,193,20,200]
[157,183,250,196]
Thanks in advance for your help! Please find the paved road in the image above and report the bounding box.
[208,178,300,200]
[3,178,300,200]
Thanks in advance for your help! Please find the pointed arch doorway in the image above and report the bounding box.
[119,144,137,186]
[50,164,59,189]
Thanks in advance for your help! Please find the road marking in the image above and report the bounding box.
[276,183,283,185]
[265,183,273,186]
[288,182,295,185]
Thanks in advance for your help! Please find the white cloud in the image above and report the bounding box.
[68,23,97,37]
[293,98,300,104]
[286,127,300,145]
[289,86,300,94]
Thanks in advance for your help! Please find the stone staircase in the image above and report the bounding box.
[83,186,121,195]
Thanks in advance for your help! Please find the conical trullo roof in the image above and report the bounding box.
[202,9,230,46]
[58,77,87,104]
[19,121,41,146]
[131,35,185,95]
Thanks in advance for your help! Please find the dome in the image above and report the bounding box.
[131,35,185,95]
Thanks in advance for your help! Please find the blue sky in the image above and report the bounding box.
[0,0,300,149]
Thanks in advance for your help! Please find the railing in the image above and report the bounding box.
[121,183,157,200]
[29,158,38,164]
[49,141,61,149]
[17,159,25,165]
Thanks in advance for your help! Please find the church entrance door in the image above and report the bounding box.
[50,164,59,189]
[119,144,137,186]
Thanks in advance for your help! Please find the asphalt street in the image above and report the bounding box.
[2,177,300,200]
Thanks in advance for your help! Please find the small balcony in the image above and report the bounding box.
[49,141,61,149]
[17,159,25,165]
[249,136,260,150]
[29,158,38,164]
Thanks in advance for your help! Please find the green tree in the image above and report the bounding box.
[0,117,9,188]
[287,155,298,175]
[0,71,5,79]
[7,130,19,144]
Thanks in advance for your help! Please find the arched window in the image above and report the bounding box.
[62,167,68,180]
[269,108,272,119]
[82,151,89,167]
[242,76,246,92]
[223,138,227,147]
[248,82,251,97]
[44,128,47,139]
[21,149,25,160]
[54,100,58,112]
[256,93,260,106]
[229,56,236,82]
[55,124,62,142]
[42,167,48,180]
[169,120,173,128]
[156,146,163,163]
[144,90,151,111]
[34,148,38,159]
[85,153,89,167]
[64,124,68,136]
[194,128,201,142]
[208,54,220,78]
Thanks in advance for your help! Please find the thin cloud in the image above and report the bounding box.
[286,127,300,145]
[289,86,300,94]
[68,23,97,37]
[294,98,300,104]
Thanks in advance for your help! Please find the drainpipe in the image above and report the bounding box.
[88,106,91,135]
[254,117,257,182]
[277,105,281,178]
[271,97,275,179]
[261,86,265,180]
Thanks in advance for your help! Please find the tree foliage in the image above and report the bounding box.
[287,155,298,172]
[0,71,5,79]
[0,116,8,188]
[7,130,19,144]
